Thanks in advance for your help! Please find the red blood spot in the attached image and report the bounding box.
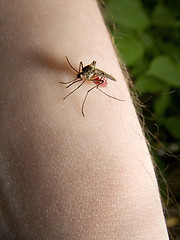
[92,75,108,87]
[99,79,107,87]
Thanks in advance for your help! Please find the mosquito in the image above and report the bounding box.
[59,56,123,117]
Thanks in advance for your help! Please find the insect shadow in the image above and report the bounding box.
[59,57,124,117]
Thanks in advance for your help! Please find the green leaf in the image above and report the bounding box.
[147,56,180,88]
[139,31,154,49]
[155,41,180,63]
[152,5,176,27]
[107,0,149,30]
[153,94,171,118]
[135,75,169,93]
[162,116,180,140]
[115,32,144,66]
[131,58,149,76]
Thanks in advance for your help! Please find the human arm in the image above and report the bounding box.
[0,0,169,239]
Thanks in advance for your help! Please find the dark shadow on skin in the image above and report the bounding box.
[26,49,77,76]
[0,147,21,239]
[0,186,16,239]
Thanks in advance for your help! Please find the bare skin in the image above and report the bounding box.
[0,0,169,239]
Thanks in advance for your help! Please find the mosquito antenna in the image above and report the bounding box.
[63,80,86,100]
[66,56,79,73]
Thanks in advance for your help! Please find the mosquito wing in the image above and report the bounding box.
[95,68,116,81]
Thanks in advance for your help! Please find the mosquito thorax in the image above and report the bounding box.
[80,61,96,80]
[82,65,93,73]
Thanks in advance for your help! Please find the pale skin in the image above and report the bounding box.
[0,0,169,239]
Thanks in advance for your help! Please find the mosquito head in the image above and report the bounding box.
[77,72,81,79]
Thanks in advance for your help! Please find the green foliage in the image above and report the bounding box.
[115,31,144,65]
[151,5,176,27]
[107,0,149,30]
[147,56,180,87]
[162,116,180,140]
[135,75,169,93]
[153,93,171,118]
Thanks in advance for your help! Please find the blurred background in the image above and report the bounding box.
[100,0,180,239]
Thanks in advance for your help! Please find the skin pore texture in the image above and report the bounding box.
[0,0,169,239]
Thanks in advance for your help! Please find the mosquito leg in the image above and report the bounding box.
[98,73,105,81]
[97,87,124,101]
[66,78,83,88]
[59,78,79,85]
[63,79,86,100]
[92,74,123,101]
[66,56,79,73]
[81,85,97,117]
